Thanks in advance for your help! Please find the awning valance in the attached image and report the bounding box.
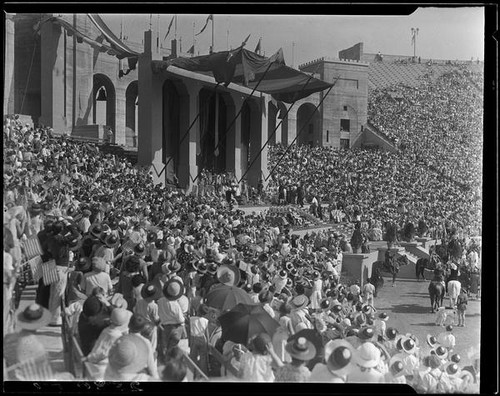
[152,47,333,103]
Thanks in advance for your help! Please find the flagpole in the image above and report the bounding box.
[211,14,214,53]
[175,15,177,39]
[157,14,160,51]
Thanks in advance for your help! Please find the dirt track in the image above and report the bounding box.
[374,276,481,369]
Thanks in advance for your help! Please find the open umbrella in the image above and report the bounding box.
[205,285,253,312]
[218,303,280,345]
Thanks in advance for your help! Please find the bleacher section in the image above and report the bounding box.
[368,61,484,90]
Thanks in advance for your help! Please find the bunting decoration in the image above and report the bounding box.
[195,14,213,36]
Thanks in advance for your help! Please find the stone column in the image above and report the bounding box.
[177,80,201,192]
[247,95,269,188]
[4,14,15,116]
[226,93,243,182]
[138,30,164,185]
[39,19,67,132]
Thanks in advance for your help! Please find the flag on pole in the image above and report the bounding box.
[195,14,213,36]
[255,37,261,53]
[164,15,175,41]
[21,235,44,260]
[241,33,251,47]
[28,255,43,282]
[41,259,60,285]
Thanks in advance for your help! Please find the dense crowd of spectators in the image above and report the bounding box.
[2,65,482,389]
[267,144,481,238]
[368,68,483,189]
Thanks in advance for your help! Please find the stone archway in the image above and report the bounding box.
[125,80,138,147]
[198,88,230,174]
[92,73,116,136]
[296,102,320,147]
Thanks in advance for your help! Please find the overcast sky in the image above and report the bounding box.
[101,7,485,66]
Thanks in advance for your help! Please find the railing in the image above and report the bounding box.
[207,345,239,378]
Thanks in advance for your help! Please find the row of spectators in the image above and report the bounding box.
[267,144,481,238]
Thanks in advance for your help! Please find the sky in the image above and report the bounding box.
[101,7,485,66]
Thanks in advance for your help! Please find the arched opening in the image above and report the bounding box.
[198,88,228,174]
[125,80,138,147]
[296,102,319,147]
[162,80,181,185]
[267,101,278,146]
[93,74,116,136]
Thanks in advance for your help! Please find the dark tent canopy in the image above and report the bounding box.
[152,47,333,103]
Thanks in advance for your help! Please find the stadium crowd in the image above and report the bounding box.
[368,69,483,189]
[3,66,481,391]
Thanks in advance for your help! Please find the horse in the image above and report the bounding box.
[415,253,441,281]
[372,254,409,287]
[428,280,446,313]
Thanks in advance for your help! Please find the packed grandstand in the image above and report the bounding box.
[3,57,482,392]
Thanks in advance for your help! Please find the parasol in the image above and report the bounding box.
[218,303,280,345]
[205,285,253,312]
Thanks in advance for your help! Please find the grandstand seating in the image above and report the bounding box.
[368,61,484,90]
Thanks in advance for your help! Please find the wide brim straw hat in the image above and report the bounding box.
[285,336,317,361]
[216,264,241,287]
[354,342,381,368]
[324,339,354,376]
[141,283,162,301]
[163,278,185,301]
[108,334,149,374]
[16,303,52,331]
[291,295,309,310]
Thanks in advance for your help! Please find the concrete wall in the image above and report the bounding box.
[342,250,378,287]
[338,42,363,61]
[4,14,16,115]
[13,14,42,122]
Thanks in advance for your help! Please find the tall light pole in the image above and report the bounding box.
[411,27,419,60]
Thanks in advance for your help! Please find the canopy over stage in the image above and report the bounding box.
[152,47,333,103]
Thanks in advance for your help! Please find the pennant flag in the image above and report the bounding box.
[187,45,195,55]
[41,259,60,285]
[195,14,213,36]
[28,255,43,282]
[255,37,262,53]
[164,15,175,41]
[241,34,251,47]
[21,236,44,260]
